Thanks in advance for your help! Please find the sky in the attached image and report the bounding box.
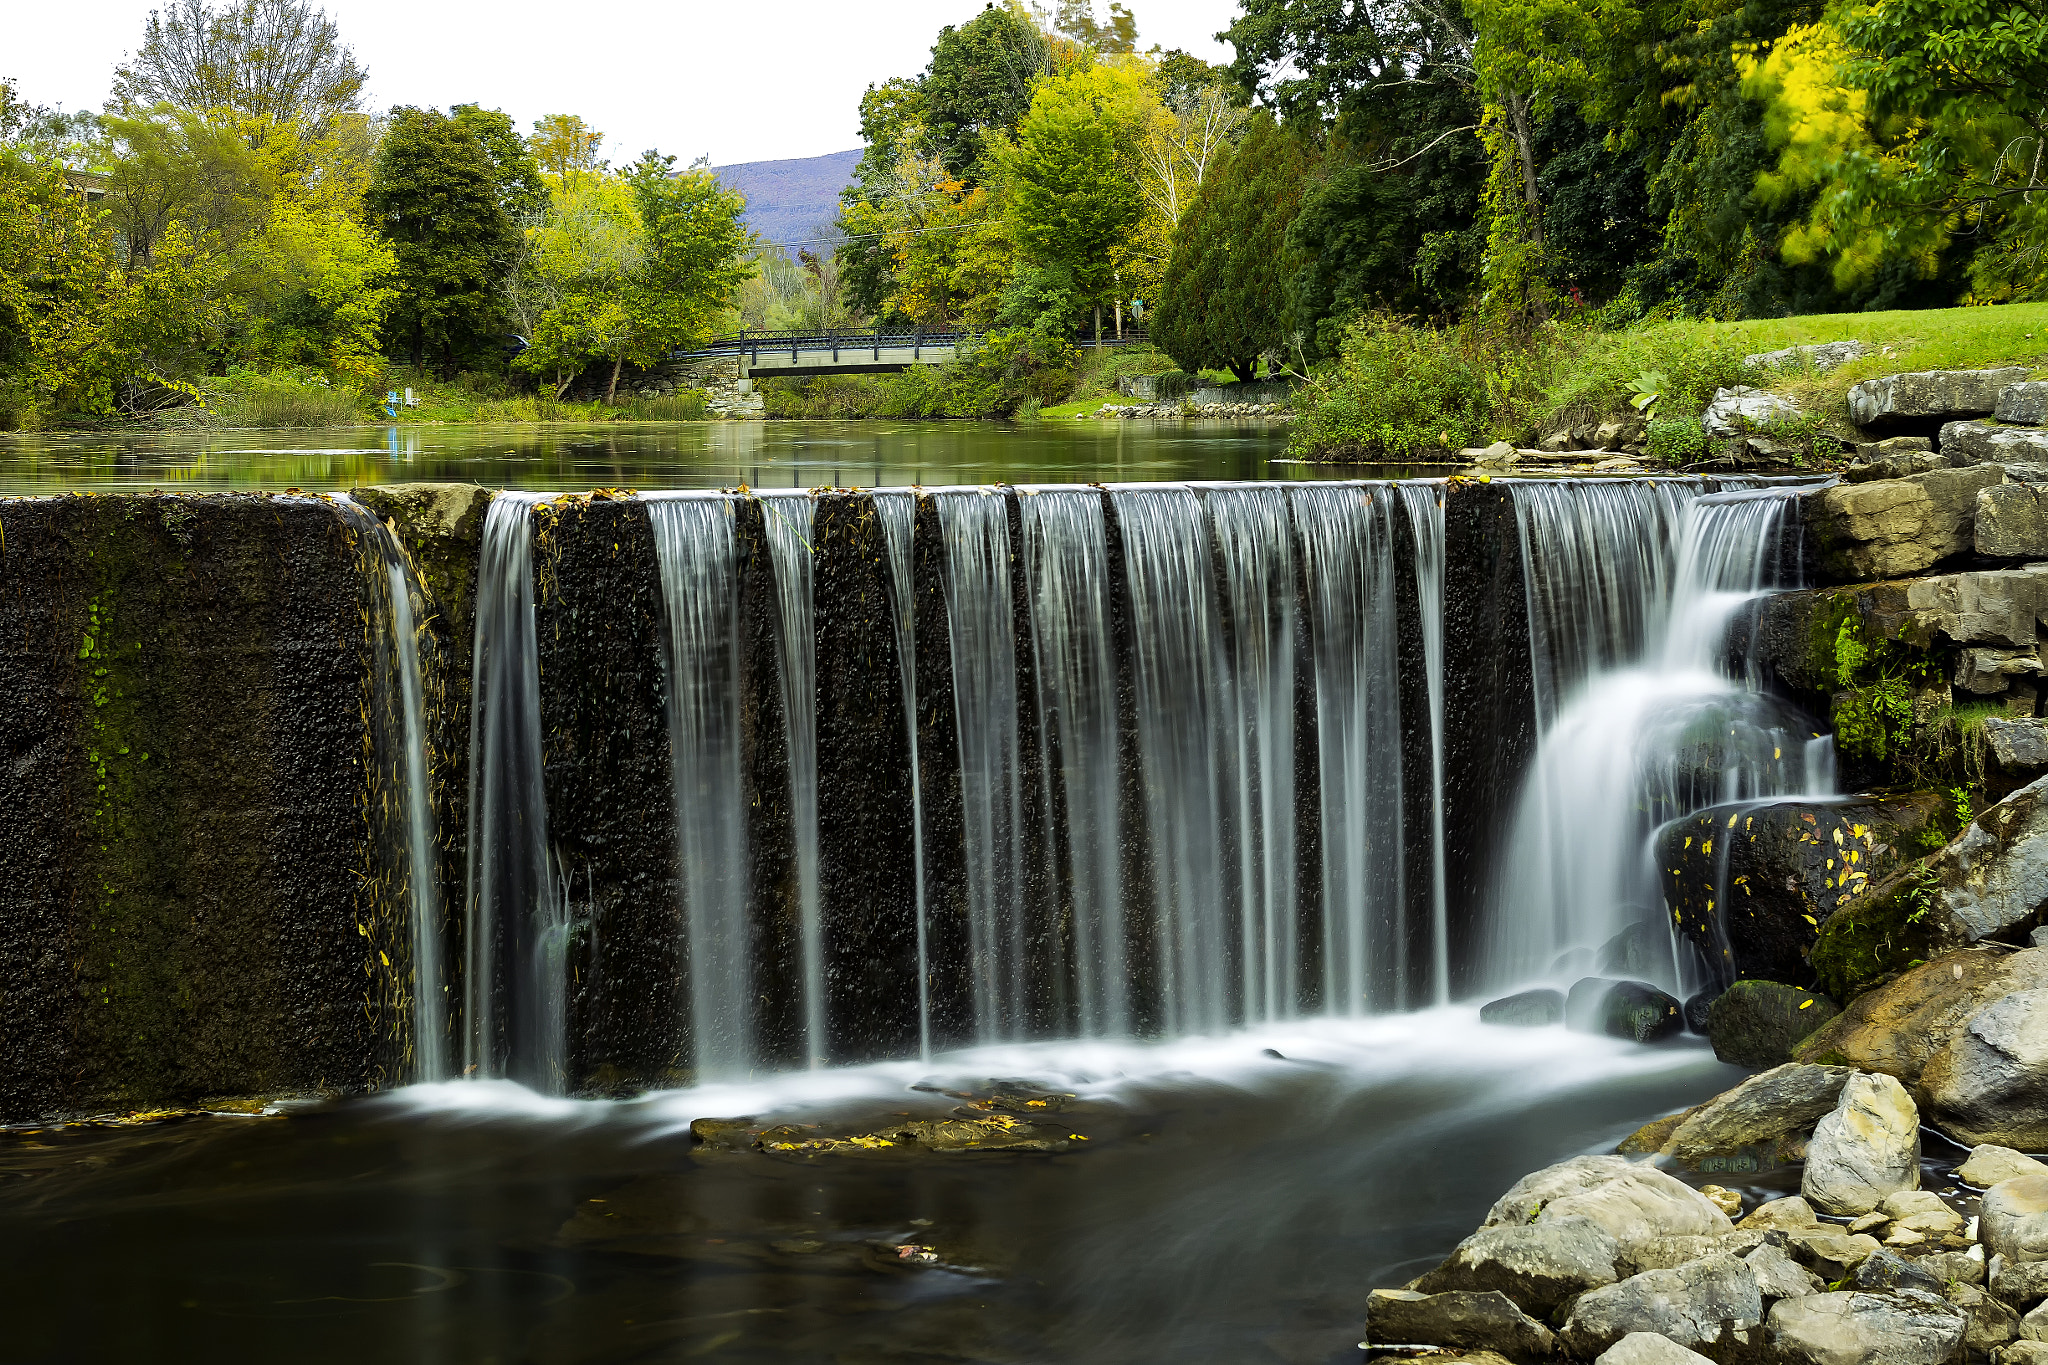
[12,0,1246,168]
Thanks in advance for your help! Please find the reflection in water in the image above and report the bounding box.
[0,420,1441,494]
[0,1015,1741,1364]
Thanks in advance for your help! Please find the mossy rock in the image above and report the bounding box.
[1705,980,1840,1067]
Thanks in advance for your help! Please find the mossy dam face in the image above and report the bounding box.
[0,478,1817,1122]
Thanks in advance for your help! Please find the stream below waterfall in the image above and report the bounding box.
[1,424,1841,1363]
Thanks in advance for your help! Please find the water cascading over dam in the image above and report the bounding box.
[0,474,1829,1115]
[436,476,1825,1093]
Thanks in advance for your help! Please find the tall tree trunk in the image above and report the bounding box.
[1502,87,1544,250]
[1093,305,1101,346]
[607,354,623,403]
[1115,300,1123,339]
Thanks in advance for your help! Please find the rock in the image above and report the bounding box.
[1848,452,1950,482]
[1922,989,2048,1149]
[2001,384,2048,427]
[2000,1342,2048,1364]
[1993,1258,2048,1307]
[1921,1250,1987,1287]
[2028,1300,2048,1340]
[1850,368,2032,432]
[1743,1196,1823,1232]
[1770,1289,1970,1364]
[1750,341,1869,374]
[1623,1232,1760,1276]
[1989,719,2048,773]
[1482,988,1566,1027]
[1560,1253,1764,1358]
[1901,566,2048,647]
[1704,385,1807,437]
[1857,435,1939,458]
[1682,990,1716,1034]
[1851,1210,1891,1234]
[1800,949,2048,1080]
[1474,440,1520,467]
[1958,645,2048,694]
[1788,1229,1886,1279]
[1541,1167,1735,1247]
[1890,783,2048,944]
[1699,1186,1743,1219]
[1485,1154,1640,1226]
[1952,1280,2024,1351]
[1980,484,2048,559]
[1855,1247,1946,1293]
[1967,1148,2048,1189]
[2039,926,2048,947]
[1802,1072,1922,1216]
[1566,978,1686,1043]
[1595,1332,1716,1364]
[1620,1110,1692,1157]
[1662,1063,1853,1167]
[1804,465,2008,581]
[1749,1240,1828,1299]
[1706,982,1842,1067]
[1600,923,1669,978]
[1983,1174,2048,1265]
[1662,797,1948,987]
[1942,421,2048,465]
[1364,1287,1557,1357]
[1419,1215,1624,1311]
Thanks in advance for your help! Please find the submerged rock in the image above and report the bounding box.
[1706,981,1841,1068]
[1802,1072,1922,1216]
[1481,988,1566,1027]
[1768,1289,1970,1365]
[1559,1252,1763,1357]
[1364,1287,1556,1357]
[1923,988,2048,1149]
[1566,978,1685,1043]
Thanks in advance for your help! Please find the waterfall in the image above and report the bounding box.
[464,491,564,1087]
[1491,481,1832,991]
[935,489,1028,1042]
[1292,484,1410,1012]
[334,496,445,1081]
[1207,485,1298,1024]
[872,491,931,1060]
[1397,483,1450,1005]
[1020,487,1127,1037]
[647,494,753,1081]
[758,491,824,1067]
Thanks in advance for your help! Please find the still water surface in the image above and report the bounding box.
[1,1016,1743,1365]
[0,419,1439,494]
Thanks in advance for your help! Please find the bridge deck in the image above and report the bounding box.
[673,328,1147,377]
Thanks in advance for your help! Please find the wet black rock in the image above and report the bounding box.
[1599,922,1670,978]
[1706,980,1840,1067]
[1482,989,1567,1027]
[1684,990,1720,1035]
[1568,979,1686,1043]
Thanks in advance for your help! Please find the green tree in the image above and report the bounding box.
[1154,113,1308,380]
[924,4,1044,179]
[366,106,517,375]
[453,103,547,220]
[111,0,367,136]
[617,153,753,392]
[530,113,606,184]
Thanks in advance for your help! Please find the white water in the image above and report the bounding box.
[758,491,825,1067]
[872,491,932,1061]
[464,491,564,1087]
[1398,482,1451,1004]
[1492,482,1833,993]
[647,493,754,1080]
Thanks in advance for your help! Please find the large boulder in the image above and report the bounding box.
[1768,1290,1970,1365]
[1419,1216,1625,1312]
[2001,383,2048,427]
[1857,780,2048,951]
[1849,368,2032,433]
[1364,1287,1556,1357]
[1706,982,1841,1067]
[1567,978,1686,1043]
[1801,1072,1922,1216]
[1484,1154,1639,1224]
[1804,465,2009,581]
[1963,1146,2048,1189]
[1983,1173,2048,1265]
[1559,1253,1764,1358]
[1660,796,1944,987]
[1946,421,2048,465]
[1535,1167,1735,1246]
[1482,988,1565,1027]
[1979,483,2048,559]
[1660,1063,1853,1167]
[1799,948,2048,1082]
[1922,988,2048,1148]
[1704,385,1806,437]
[1989,719,2048,775]
[1595,1332,1715,1364]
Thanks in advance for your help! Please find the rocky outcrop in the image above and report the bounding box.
[1559,1253,1762,1358]
[1364,1287,1556,1356]
[1804,465,2008,581]
[1704,982,1840,1067]
[1801,1072,1921,1215]
[1854,779,2048,951]
[1922,989,2048,1149]
[1768,1289,1969,1365]
[1798,948,2048,1083]
[1704,386,1806,437]
[2000,383,2048,427]
[1946,421,2048,466]
[1989,718,2048,774]
[1849,368,2032,433]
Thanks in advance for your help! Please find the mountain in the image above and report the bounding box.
[711,148,862,253]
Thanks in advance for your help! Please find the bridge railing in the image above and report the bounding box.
[668,324,1151,363]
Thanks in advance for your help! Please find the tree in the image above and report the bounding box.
[510,173,639,397]
[366,106,518,375]
[923,4,1045,178]
[454,104,546,220]
[530,114,606,184]
[1053,0,1139,52]
[1153,113,1307,380]
[618,154,753,393]
[112,0,367,136]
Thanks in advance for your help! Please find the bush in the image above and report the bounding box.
[1646,418,1710,465]
[211,370,363,428]
[1546,319,1751,419]
[758,330,1076,419]
[1154,369,1195,399]
[626,391,708,421]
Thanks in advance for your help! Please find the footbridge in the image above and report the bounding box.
[675,326,1150,378]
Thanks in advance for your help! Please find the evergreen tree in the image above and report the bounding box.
[366,106,517,374]
[1153,113,1306,381]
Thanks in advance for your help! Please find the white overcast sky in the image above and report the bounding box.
[12,0,1246,167]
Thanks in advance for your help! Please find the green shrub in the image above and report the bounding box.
[1546,318,1752,418]
[626,391,708,421]
[212,370,363,428]
[1646,418,1710,465]
[1154,369,1195,399]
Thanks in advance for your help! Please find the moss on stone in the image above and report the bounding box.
[1809,865,1942,1001]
